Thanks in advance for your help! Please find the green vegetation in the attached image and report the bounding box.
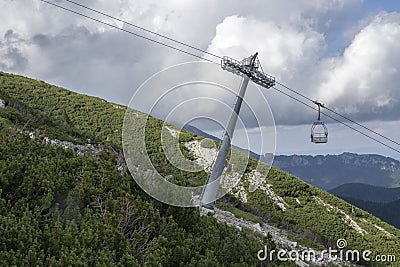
[200,138,217,149]
[0,72,124,145]
[0,71,399,266]
[143,119,208,187]
[0,132,285,266]
[0,72,294,266]
[223,165,400,265]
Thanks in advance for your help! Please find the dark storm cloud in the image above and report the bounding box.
[24,23,195,104]
[0,29,28,71]
[5,47,28,70]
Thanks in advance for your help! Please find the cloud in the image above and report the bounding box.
[0,30,28,71]
[208,15,325,74]
[317,12,400,122]
[0,0,398,128]
[206,14,327,126]
[207,11,400,126]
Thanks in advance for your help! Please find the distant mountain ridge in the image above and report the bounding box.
[182,125,220,142]
[274,153,400,170]
[272,153,400,190]
[182,124,400,190]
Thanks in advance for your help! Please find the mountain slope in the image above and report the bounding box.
[341,198,400,229]
[182,124,263,161]
[1,72,399,266]
[0,72,284,266]
[329,183,400,229]
[330,183,400,203]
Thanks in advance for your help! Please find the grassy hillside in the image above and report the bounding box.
[1,72,399,266]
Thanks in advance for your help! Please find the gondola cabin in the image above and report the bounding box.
[311,121,328,143]
[311,101,328,144]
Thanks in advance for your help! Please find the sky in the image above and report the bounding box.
[1,0,400,159]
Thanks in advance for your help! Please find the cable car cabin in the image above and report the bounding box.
[310,101,328,144]
[311,121,328,143]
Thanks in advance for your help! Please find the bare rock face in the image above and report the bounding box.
[0,98,5,109]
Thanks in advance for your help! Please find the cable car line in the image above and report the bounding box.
[40,0,219,65]
[271,86,400,154]
[40,0,400,153]
[275,80,314,102]
[275,81,400,147]
[323,105,400,147]
[63,0,223,61]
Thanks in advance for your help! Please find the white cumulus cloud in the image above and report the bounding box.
[317,12,400,122]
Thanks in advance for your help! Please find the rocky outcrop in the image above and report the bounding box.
[0,98,5,109]
[28,131,103,156]
[212,208,357,267]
